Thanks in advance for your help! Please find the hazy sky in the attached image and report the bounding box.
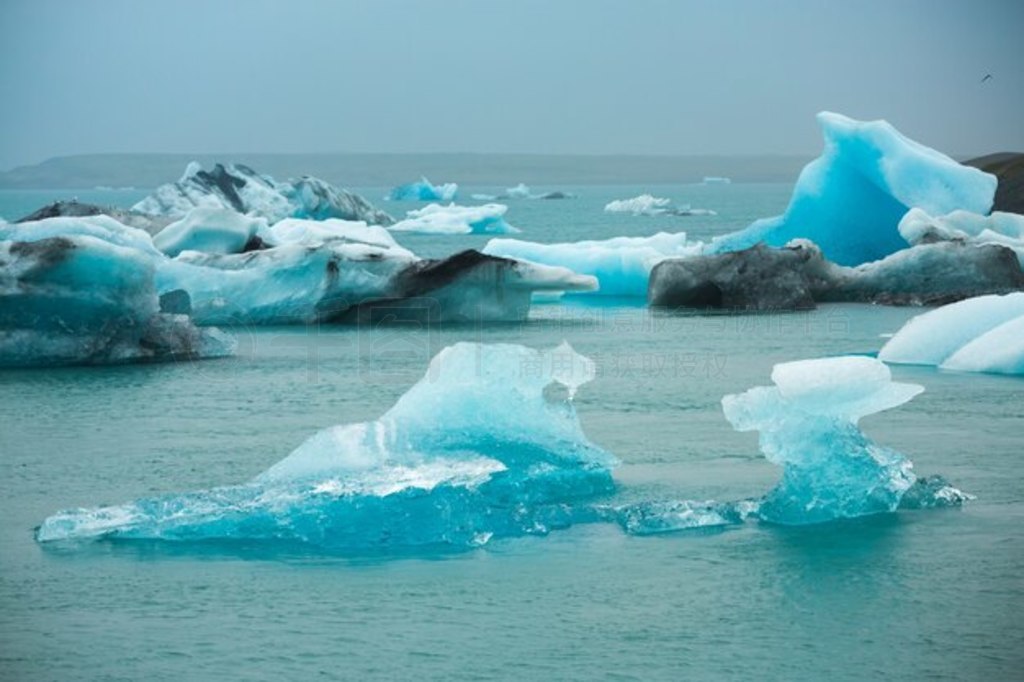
[0,0,1021,170]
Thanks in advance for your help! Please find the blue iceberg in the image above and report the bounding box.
[0,216,235,367]
[710,112,997,266]
[484,232,697,297]
[37,342,618,549]
[387,177,458,202]
[612,356,969,533]
[879,292,1024,375]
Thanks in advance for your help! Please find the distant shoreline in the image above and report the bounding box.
[0,152,817,190]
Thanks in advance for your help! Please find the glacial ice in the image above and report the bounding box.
[484,232,698,297]
[389,203,520,235]
[604,195,716,217]
[387,177,459,202]
[722,356,924,524]
[134,162,394,226]
[36,342,619,549]
[879,293,1024,374]
[899,208,1024,265]
[710,112,997,266]
[153,207,266,257]
[0,216,235,366]
[505,183,532,199]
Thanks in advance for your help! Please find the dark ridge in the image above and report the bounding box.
[392,249,516,298]
[17,200,106,222]
[964,152,1024,214]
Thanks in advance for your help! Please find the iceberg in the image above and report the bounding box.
[604,195,716,217]
[0,216,234,367]
[16,199,171,235]
[650,239,1024,310]
[152,207,266,257]
[484,232,698,297]
[37,342,618,549]
[612,356,968,533]
[387,177,458,202]
[389,203,520,235]
[505,183,532,199]
[722,356,922,524]
[899,208,1024,265]
[710,112,997,266]
[133,162,394,226]
[879,293,1024,374]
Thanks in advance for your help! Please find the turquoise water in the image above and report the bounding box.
[2,186,1022,680]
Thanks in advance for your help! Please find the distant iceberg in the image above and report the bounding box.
[505,183,532,199]
[710,112,997,266]
[879,293,1024,374]
[484,232,698,297]
[605,194,716,217]
[472,185,574,201]
[37,342,618,549]
[387,177,458,202]
[0,216,234,367]
[702,176,731,185]
[134,162,394,226]
[389,203,520,235]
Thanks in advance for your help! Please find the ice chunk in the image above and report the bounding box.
[505,183,532,199]
[879,293,1024,372]
[134,162,394,226]
[899,208,1024,265]
[604,194,716,217]
[15,200,171,235]
[258,217,412,255]
[387,177,458,202]
[37,342,617,549]
[389,203,519,235]
[484,232,698,297]
[605,194,672,215]
[702,176,732,185]
[711,112,997,265]
[152,207,266,256]
[721,357,922,524]
[0,216,234,367]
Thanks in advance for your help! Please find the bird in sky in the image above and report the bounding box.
[981,74,993,83]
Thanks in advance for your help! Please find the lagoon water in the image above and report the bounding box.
[1,184,1022,680]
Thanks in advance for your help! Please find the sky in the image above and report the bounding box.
[0,0,1021,170]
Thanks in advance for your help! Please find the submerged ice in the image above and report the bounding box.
[37,342,618,549]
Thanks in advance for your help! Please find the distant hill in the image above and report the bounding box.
[0,153,814,189]
[964,153,1024,214]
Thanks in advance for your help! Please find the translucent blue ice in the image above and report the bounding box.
[0,216,234,366]
[37,342,618,549]
[710,112,997,266]
[387,177,458,202]
[484,232,697,297]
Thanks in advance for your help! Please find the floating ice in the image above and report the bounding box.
[722,357,924,524]
[37,342,618,549]
[134,162,394,226]
[387,177,458,202]
[153,207,266,256]
[0,216,234,367]
[710,112,997,266]
[505,183,532,199]
[484,232,698,297]
[899,208,1024,265]
[879,293,1024,374]
[389,203,520,235]
[702,176,732,185]
[604,195,716,217]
